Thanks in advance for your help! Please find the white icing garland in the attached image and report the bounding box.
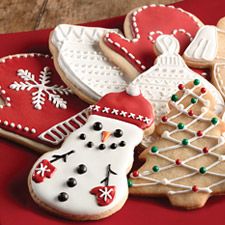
[131,82,225,195]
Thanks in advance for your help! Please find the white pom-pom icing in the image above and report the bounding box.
[126,84,141,96]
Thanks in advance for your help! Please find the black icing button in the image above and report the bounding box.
[110,143,117,149]
[79,133,86,140]
[98,144,106,150]
[87,141,94,148]
[67,177,77,187]
[58,192,69,202]
[119,141,126,147]
[77,164,87,174]
[93,122,103,131]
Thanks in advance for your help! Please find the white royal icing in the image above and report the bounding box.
[51,24,127,101]
[131,35,224,121]
[126,84,141,96]
[30,115,143,216]
[184,25,218,61]
[131,83,225,195]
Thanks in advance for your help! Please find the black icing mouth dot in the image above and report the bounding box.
[98,144,106,150]
[58,192,69,202]
[93,122,103,131]
[77,164,87,174]
[87,141,94,148]
[110,143,117,149]
[67,177,77,187]
[79,133,86,140]
[119,141,126,147]
[114,129,123,138]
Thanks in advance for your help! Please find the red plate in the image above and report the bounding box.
[1,0,225,224]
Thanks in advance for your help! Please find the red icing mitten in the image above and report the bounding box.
[0,53,88,153]
[90,186,116,206]
[100,5,203,79]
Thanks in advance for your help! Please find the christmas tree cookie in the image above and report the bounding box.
[28,85,154,220]
[129,80,225,209]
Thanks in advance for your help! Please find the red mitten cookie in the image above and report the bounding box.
[100,4,203,80]
[0,53,88,153]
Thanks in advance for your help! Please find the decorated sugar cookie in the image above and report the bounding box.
[184,17,225,100]
[130,35,224,124]
[100,4,203,79]
[0,53,88,153]
[50,24,127,104]
[129,80,225,209]
[28,86,154,220]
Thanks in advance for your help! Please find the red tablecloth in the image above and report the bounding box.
[1,0,225,224]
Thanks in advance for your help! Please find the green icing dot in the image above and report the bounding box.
[152,165,159,172]
[127,179,133,187]
[191,98,198,104]
[199,167,207,174]
[151,146,158,153]
[177,123,185,130]
[193,79,200,85]
[182,139,189,145]
[171,94,179,102]
[211,117,218,125]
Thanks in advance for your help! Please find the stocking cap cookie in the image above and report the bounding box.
[90,85,154,130]
[129,80,225,209]
[49,24,127,104]
[100,4,203,79]
[184,18,225,100]
[0,53,88,153]
[28,87,154,220]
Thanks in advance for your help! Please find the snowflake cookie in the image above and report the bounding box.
[129,80,225,209]
[0,53,88,153]
[28,85,154,220]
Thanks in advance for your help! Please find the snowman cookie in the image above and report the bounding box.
[100,4,203,80]
[129,80,225,209]
[130,35,224,125]
[49,24,127,104]
[0,53,88,153]
[28,86,155,220]
[184,17,225,100]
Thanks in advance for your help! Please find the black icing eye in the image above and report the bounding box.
[114,129,123,138]
[58,192,69,202]
[93,122,103,131]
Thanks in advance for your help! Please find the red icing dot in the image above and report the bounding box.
[161,116,168,122]
[203,147,209,154]
[178,84,185,90]
[197,130,203,137]
[200,87,206,94]
[192,185,198,192]
[188,110,194,116]
[132,170,139,177]
[175,159,181,165]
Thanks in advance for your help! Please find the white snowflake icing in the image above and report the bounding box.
[10,67,72,110]
[99,187,113,202]
[35,163,50,177]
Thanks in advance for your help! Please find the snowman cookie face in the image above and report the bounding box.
[29,115,143,220]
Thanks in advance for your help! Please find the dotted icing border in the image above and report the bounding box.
[105,4,202,71]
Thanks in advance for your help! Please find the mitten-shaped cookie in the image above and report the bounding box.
[129,80,225,209]
[100,4,203,80]
[0,53,88,153]
[130,35,224,124]
[50,24,127,104]
[184,17,225,100]
[28,85,154,220]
